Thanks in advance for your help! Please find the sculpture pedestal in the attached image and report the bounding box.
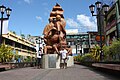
[42,54,74,69]
[42,54,60,69]
[67,56,74,67]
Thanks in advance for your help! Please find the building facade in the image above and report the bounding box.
[105,1,120,46]
[2,31,36,60]
[105,3,116,45]
[87,31,98,48]
[66,31,97,55]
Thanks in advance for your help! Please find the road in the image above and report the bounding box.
[0,64,119,80]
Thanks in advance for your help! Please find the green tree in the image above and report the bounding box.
[12,31,16,34]
[27,34,31,39]
[0,44,14,63]
[21,34,25,39]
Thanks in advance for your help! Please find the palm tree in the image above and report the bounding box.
[21,34,25,39]
[0,44,14,63]
[27,34,31,41]
[12,31,16,34]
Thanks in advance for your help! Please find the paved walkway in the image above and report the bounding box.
[0,65,119,80]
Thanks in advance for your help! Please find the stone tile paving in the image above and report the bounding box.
[0,65,119,80]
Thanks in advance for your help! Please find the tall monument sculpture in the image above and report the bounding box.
[43,3,72,55]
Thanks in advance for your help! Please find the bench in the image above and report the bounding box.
[92,63,120,71]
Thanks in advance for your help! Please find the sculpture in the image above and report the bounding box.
[43,3,72,55]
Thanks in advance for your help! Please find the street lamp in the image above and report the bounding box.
[36,37,42,51]
[77,37,85,56]
[0,5,12,45]
[89,1,109,61]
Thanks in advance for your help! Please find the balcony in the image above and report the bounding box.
[105,19,116,31]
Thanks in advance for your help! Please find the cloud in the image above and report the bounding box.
[66,14,97,32]
[66,18,79,28]
[36,16,42,21]
[77,14,97,31]
[24,0,31,4]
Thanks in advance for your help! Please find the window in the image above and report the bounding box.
[107,14,116,25]
[5,39,13,46]
[66,35,70,38]
[74,35,78,38]
[71,42,74,45]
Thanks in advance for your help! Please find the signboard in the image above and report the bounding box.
[95,35,105,42]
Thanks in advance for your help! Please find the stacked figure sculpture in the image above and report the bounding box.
[43,3,72,55]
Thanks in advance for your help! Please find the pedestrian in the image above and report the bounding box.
[59,46,68,69]
[18,56,21,63]
[36,48,42,69]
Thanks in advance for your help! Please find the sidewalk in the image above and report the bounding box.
[0,64,119,80]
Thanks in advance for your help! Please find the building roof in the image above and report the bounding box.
[87,31,98,34]
[2,31,36,47]
[66,32,88,35]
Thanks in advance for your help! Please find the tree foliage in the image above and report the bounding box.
[80,53,93,62]
[74,39,120,62]
[103,39,120,61]
[21,34,25,39]
[74,54,81,62]
[0,44,14,63]
[75,45,101,62]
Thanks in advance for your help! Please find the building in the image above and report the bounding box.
[66,29,98,56]
[105,1,120,46]
[105,2,116,46]
[66,33,89,55]
[87,31,98,48]
[2,31,36,60]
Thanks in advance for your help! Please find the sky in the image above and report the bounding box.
[0,0,114,37]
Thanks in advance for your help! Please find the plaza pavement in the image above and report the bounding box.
[0,64,119,80]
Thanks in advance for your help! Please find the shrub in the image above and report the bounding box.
[0,44,14,63]
[74,54,81,62]
[24,56,32,62]
[103,39,120,61]
[80,53,94,62]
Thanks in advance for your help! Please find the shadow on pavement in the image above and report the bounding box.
[78,64,120,80]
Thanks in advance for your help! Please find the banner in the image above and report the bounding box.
[0,20,9,34]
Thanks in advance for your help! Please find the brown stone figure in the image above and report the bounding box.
[43,3,72,55]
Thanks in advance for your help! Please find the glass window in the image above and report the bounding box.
[107,14,116,25]
[74,35,78,38]
[66,36,70,38]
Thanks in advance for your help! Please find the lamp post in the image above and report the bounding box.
[89,1,109,61]
[35,37,43,68]
[77,37,85,56]
[36,37,42,51]
[0,5,12,45]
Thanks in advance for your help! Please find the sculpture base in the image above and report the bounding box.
[42,54,74,69]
